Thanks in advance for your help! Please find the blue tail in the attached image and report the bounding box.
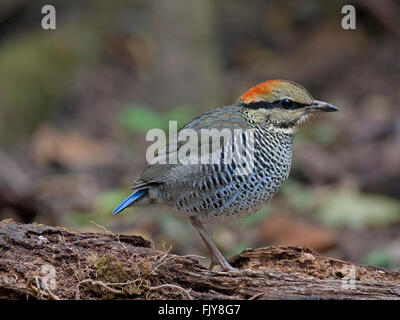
[112,189,147,215]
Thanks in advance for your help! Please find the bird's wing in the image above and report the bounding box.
[131,105,249,189]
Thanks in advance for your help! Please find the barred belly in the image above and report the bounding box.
[153,130,293,223]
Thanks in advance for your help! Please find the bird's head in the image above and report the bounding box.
[240,79,338,134]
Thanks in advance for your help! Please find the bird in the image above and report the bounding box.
[113,79,338,271]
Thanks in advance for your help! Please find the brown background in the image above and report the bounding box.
[0,0,399,270]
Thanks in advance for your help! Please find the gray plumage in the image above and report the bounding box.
[113,79,338,271]
[132,105,293,223]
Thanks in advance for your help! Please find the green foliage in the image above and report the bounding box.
[311,122,339,146]
[0,24,101,145]
[120,104,194,133]
[295,117,340,148]
[280,179,314,212]
[316,189,400,228]
[158,212,195,245]
[361,248,391,268]
[280,180,400,229]
[238,207,272,227]
[230,241,253,257]
[65,189,133,228]
[97,190,129,214]
[120,105,166,132]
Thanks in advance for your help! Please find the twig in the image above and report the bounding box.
[78,279,124,295]
[90,221,127,250]
[150,244,174,274]
[43,287,60,300]
[34,277,43,300]
[249,292,264,300]
[181,254,206,259]
[143,284,193,300]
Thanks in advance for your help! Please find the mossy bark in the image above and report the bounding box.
[0,220,399,300]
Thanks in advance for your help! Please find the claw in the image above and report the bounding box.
[209,250,238,272]
[208,261,217,271]
[218,259,239,272]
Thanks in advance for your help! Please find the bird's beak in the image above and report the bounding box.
[305,100,339,112]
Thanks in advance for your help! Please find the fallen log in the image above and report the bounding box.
[0,220,399,300]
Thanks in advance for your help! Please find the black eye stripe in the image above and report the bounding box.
[243,99,307,110]
[243,101,271,109]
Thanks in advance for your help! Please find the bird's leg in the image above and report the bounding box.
[190,217,238,272]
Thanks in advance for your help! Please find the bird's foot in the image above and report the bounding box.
[189,216,239,272]
[209,254,239,272]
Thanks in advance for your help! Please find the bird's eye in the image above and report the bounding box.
[281,98,293,109]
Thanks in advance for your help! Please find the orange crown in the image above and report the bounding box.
[240,80,283,104]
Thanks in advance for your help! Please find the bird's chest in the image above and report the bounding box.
[159,130,293,222]
[212,131,293,219]
[252,131,293,187]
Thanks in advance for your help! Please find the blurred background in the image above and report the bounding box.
[1,0,400,270]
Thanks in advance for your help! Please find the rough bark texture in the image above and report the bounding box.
[0,220,399,300]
